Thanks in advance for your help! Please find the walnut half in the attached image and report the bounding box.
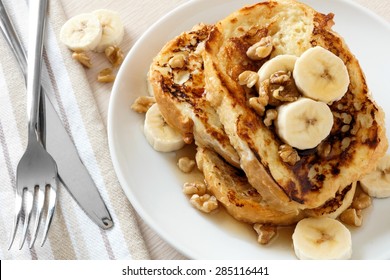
[190,194,218,213]
[177,157,196,173]
[182,182,206,196]
[72,51,92,68]
[246,36,273,60]
[263,109,277,127]
[105,45,124,67]
[168,53,186,69]
[238,71,259,88]
[97,68,116,83]
[131,96,156,113]
[279,144,300,165]
[253,224,277,245]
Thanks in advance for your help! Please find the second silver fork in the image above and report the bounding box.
[8,0,58,249]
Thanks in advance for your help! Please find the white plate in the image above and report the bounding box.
[108,0,390,259]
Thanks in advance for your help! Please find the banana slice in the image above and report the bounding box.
[359,154,390,198]
[275,97,334,150]
[60,13,102,51]
[92,9,124,52]
[257,54,298,82]
[293,46,350,103]
[292,217,352,260]
[144,103,185,152]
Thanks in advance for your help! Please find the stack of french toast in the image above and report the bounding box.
[139,0,389,259]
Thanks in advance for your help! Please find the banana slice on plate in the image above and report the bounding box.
[144,103,185,152]
[293,46,350,103]
[257,54,298,82]
[292,217,352,260]
[60,13,102,51]
[359,154,390,198]
[275,97,334,150]
[92,9,124,52]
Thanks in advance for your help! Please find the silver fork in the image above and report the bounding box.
[8,0,58,249]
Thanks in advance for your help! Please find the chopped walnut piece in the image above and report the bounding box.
[177,157,196,173]
[97,68,116,83]
[260,76,299,106]
[131,96,156,113]
[190,194,218,213]
[168,54,186,69]
[272,85,285,98]
[339,208,362,227]
[173,70,190,85]
[105,45,124,67]
[253,224,277,245]
[269,70,291,84]
[268,71,300,103]
[249,97,267,116]
[272,86,299,102]
[317,142,331,158]
[238,71,259,88]
[72,51,92,68]
[258,79,280,107]
[263,109,277,127]
[279,144,300,165]
[183,182,206,196]
[246,36,273,60]
[352,189,372,210]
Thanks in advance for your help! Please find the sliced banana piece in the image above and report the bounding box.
[275,97,334,150]
[293,46,350,103]
[257,54,298,82]
[360,154,390,198]
[144,103,185,152]
[292,217,352,260]
[60,13,102,51]
[92,9,124,52]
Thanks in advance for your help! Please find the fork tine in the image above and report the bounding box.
[29,186,45,248]
[19,188,34,249]
[40,183,57,247]
[8,189,23,250]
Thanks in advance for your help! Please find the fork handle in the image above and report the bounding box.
[0,0,46,145]
[27,0,48,135]
[0,1,27,81]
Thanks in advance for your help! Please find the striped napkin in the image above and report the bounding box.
[0,0,149,259]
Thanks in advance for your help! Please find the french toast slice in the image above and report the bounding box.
[203,0,388,210]
[196,147,304,225]
[196,146,355,225]
[148,23,239,167]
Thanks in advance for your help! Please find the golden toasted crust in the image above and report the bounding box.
[149,23,240,166]
[203,0,388,209]
[196,147,304,225]
[304,182,356,218]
